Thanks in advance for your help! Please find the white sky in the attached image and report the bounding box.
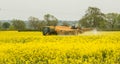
[0,0,120,21]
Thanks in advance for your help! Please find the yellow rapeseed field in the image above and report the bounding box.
[0,31,120,64]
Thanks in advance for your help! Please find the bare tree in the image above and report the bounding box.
[44,14,58,26]
[28,16,39,30]
[11,19,26,30]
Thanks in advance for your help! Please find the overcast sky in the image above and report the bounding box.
[0,0,120,21]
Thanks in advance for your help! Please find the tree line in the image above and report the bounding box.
[79,7,120,31]
[0,14,59,31]
[0,7,120,31]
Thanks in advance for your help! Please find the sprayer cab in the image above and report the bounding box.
[42,26,57,35]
